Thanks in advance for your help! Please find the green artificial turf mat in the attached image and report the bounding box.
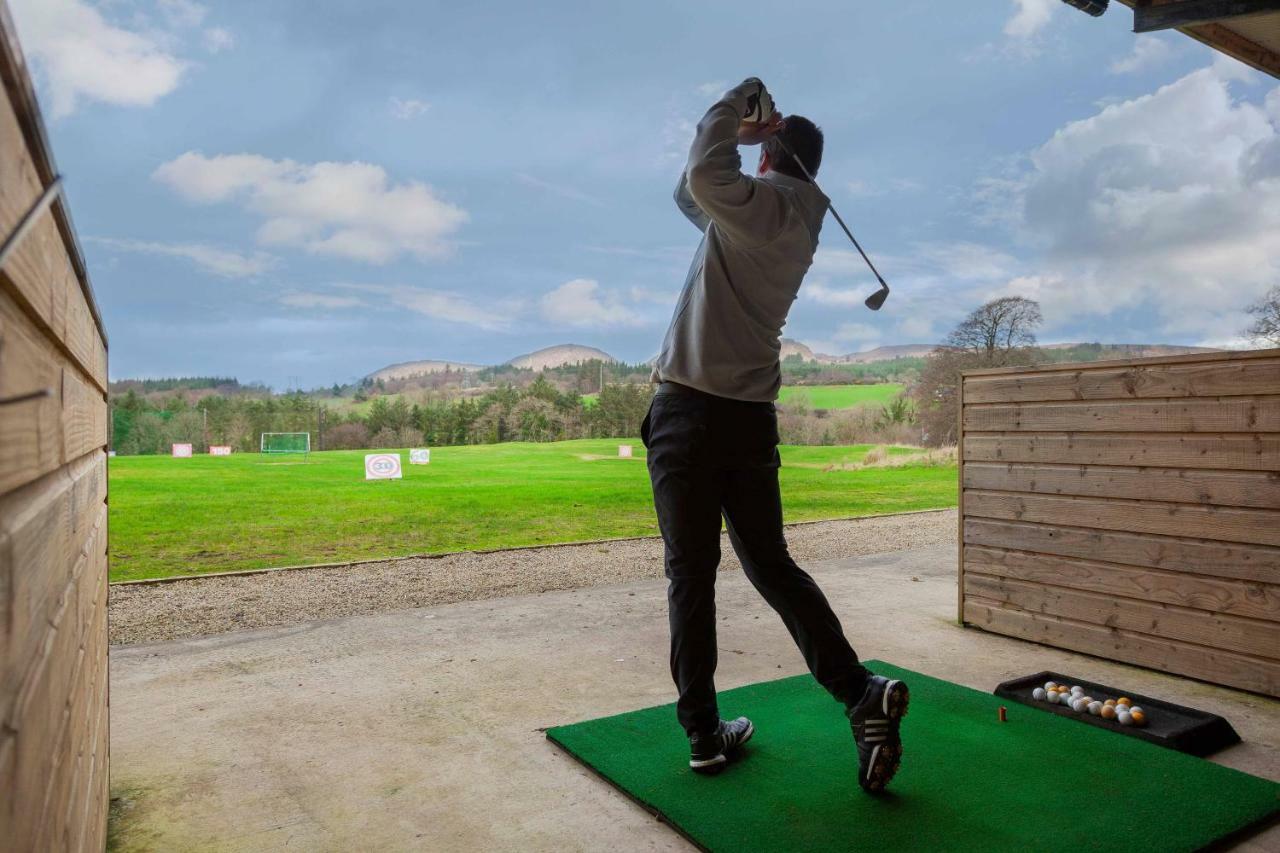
[546,662,1278,852]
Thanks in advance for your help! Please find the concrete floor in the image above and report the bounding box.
[108,545,1280,852]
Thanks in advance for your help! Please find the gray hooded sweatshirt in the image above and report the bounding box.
[650,79,829,402]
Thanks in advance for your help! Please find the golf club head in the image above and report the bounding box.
[864,285,889,311]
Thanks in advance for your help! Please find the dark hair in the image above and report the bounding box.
[765,115,823,180]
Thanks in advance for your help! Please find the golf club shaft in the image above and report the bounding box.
[773,138,888,289]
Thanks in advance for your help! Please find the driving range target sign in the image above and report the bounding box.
[364,453,403,480]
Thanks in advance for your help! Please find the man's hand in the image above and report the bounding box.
[738,112,785,146]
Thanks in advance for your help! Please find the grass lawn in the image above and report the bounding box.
[775,383,904,410]
[108,439,956,582]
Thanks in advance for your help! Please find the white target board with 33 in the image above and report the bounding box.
[365,453,403,480]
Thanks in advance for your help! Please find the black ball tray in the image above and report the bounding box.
[994,670,1241,757]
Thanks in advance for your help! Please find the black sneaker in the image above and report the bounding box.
[688,717,754,774]
[846,675,910,793]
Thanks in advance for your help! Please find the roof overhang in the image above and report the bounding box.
[1113,0,1280,77]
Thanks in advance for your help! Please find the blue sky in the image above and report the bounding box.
[12,0,1280,388]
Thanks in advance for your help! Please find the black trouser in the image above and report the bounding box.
[641,383,869,737]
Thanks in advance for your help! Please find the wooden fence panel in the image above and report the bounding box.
[959,350,1280,697]
[0,8,110,850]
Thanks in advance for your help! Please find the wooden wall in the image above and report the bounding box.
[958,349,1280,698]
[1,4,111,849]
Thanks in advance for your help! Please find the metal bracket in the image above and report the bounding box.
[0,387,54,406]
[0,175,63,270]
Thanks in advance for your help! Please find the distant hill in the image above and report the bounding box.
[367,360,484,382]
[1039,343,1219,358]
[843,344,936,363]
[506,344,617,371]
[781,340,933,364]
[781,341,1222,366]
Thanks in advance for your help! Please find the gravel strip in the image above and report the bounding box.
[109,510,958,645]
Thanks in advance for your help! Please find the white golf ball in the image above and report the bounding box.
[1071,698,1086,712]
[1070,686,1084,696]
[1087,701,1102,715]
[1033,688,1047,701]
[1117,711,1133,726]
[1044,681,1059,692]
[1046,690,1060,703]
[1129,706,1144,716]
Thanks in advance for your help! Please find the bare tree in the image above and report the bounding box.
[944,296,1043,357]
[1245,285,1280,346]
[915,296,1043,446]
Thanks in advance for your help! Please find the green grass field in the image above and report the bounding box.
[775,384,904,410]
[108,439,956,582]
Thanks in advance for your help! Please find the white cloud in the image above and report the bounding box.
[1110,36,1173,75]
[279,292,365,309]
[203,27,234,54]
[541,279,643,328]
[345,284,512,330]
[153,152,469,264]
[515,173,604,207]
[89,237,275,278]
[389,96,430,119]
[695,81,727,97]
[990,64,1280,342]
[1003,0,1055,39]
[10,0,187,117]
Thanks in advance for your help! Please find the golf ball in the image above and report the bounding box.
[1100,705,1117,720]
[1047,690,1060,703]
[1045,682,1059,692]
[1130,710,1147,727]
[1117,697,1132,707]
[1088,701,1102,715]
[1072,698,1088,712]
[1104,699,1117,707]
[1129,706,1144,716]
[1070,686,1084,696]
[1118,711,1133,726]
[1033,688,1047,701]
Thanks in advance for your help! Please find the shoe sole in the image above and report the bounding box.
[860,681,909,794]
[689,721,755,775]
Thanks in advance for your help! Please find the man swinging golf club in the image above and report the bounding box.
[642,77,908,793]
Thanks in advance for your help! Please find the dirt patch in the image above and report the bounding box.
[109,510,957,645]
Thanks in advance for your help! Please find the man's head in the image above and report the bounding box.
[760,115,823,180]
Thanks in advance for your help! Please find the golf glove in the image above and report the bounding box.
[739,78,775,124]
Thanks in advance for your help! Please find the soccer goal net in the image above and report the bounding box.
[260,432,311,455]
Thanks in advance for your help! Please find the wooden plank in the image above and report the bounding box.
[957,372,967,624]
[964,598,1280,696]
[0,287,107,497]
[0,91,107,393]
[965,490,1280,547]
[0,452,107,722]
[964,546,1280,622]
[962,462,1280,510]
[963,517,1280,584]
[963,358,1280,403]
[1183,20,1280,78]
[7,509,104,848]
[963,433,1280,472]
[961,346,1280,378]
[963,397,1280,433]
[964,573,1278,658]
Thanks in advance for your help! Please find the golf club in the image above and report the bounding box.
[773,137,890,311]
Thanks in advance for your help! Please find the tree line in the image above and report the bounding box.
[109,377,653,455]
